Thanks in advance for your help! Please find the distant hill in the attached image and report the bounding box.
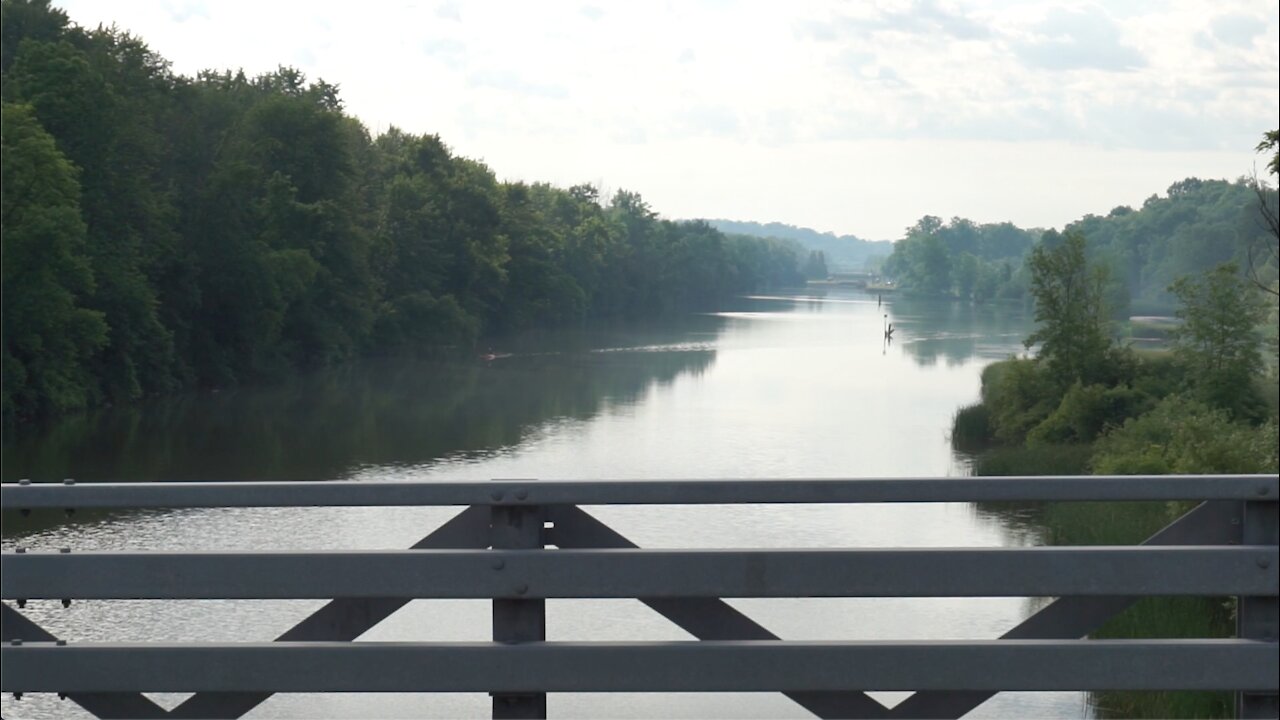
[703,220,892,271]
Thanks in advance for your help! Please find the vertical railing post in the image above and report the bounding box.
[1238,495,1278,719]
[490,482,547,720]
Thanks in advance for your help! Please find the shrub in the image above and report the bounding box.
[1027,382,1153,446]
[980,358,1061,444]
[1091,395,1279,474]
[1129,350,1186,401]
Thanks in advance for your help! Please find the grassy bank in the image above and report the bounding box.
[955,351,1273,718]
[971,444,1092,476]
[1038,500,1234,719]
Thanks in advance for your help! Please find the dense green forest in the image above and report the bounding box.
[882,216,1041,301]
[0,0,806,425]
[881,179,1278,309]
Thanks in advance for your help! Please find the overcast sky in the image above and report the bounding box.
[57,0,1280,239]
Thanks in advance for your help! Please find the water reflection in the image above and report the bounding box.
[888,297,1030,368]
[2,327,720,485]
[0,290,1088,719]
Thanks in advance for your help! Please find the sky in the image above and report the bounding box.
[56,0,1280,240]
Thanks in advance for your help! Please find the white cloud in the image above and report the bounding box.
[50,0,1280,237]
[1013,6,1146,71]
[1208,13,1266,48]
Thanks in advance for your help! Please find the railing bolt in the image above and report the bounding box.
[16,599,26,609]
[515,489,528,500]
[15,547,26,554]
[56,639,66,646]
[491,490,504,501]
[514,583,528,595]
[491,559,505,570]
[59,547,71,554]
[1258,484,1271,496]
[61,599,72,608]
[58,693,67,700]
[13,692,22,701]
[10,639,21,646]
[65,508,76,517]
[63,478,75,486]
[18,478,30,485]
[1258,556,1272,569]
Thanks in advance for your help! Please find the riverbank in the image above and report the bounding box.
[1041,501,1234,719]
[954,347,1277,719]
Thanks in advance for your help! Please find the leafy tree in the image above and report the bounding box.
[495,182,584,330]
[0,3,833,423]
[1249,129,1279,298]
[979,359,1059,444]
[1259,130,1279,180]
[1,102,108,421]
[978,222,1035,260]
[1168,263,1268,420]
[882,216,1033,300]
[802,250,828,280]
[954,252,979,299]
[1024,230,1117,385]
[9,26,183,400]
[1092,395,1277,474]
[1063,177,1274,305]
[1026,382,1152,446]
[0,0,67,76]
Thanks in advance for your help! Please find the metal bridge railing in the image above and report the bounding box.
[1,475,1277,719]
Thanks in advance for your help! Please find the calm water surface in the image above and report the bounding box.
[1,290,1091,719]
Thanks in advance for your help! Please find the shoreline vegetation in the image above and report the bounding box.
[952,185,1279,717]
[3,0,817,428]
[4,0,1278,431]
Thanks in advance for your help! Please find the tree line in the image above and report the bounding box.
[0,0,805,425]
[706,219,890,271]
[881,178,1278,309]
[952,143,1280,476]
[948,152,1279,719]
[882,216,1039,302]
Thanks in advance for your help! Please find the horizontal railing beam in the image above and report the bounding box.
[3,547,1275,599]
[2,475,1276,509]
[2,640,1275,693]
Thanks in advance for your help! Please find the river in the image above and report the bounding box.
[1,289,1091,719]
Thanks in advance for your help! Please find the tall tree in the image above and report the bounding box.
[1,102,108,421]
[8,27,182,400]
[1024,230,1116,385]
[1169,263,1268,420]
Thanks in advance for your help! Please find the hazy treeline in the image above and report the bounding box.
[954,222,1278,478]
[707,219,891,271]
[883,216,1039,301]
[1066,177,1277,305]
[0,0,804,424]
[882,179,1278,307]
